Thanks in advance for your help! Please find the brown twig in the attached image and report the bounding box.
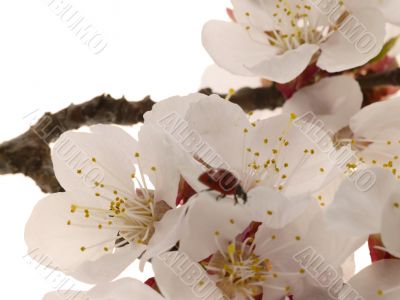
[0,94,155,193]
[357,68,400,89]
[1,68,399,193]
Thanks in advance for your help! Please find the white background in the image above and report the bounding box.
[0,1,370,299]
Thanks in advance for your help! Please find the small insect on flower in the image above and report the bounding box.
[198,168,247,204]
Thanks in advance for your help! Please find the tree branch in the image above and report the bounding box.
[0,94,155,193]
[357,68,400,89]
[1,68,399,193]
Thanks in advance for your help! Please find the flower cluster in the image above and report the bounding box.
[25,1,400,300]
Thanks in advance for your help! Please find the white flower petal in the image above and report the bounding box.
[246,186,311,228]
[246,44,320,84]
[317,7,385,72]
[377,0,400,25]
[44,278,166,300]
[381,187,400,257]
[140,206,189,271]
[247,114,337,198]
[342,254,356,281]
[52,127,136,195]
[347,260,400,300]
[302,213,366,268]
[90,124,139,157]
[184,96,249,173]
[254,206,323,299]
[200,64,261,94]
[138,124,180,207]
[202,20,277,77]
[357,127,400,172]
[325,168,396,236]
[143,93,204,125]
[283,76,363,132]
[71,245,145,284]
[87,278,165,300]
[179,193,251,262]
[232,0,274,30]
[43,291,87,300]
[25,192,140,283]
[141,93,215,202]
[256,208,364,300]
[350,97,400,139]
[347,0,400,25]
[153,251,224,300]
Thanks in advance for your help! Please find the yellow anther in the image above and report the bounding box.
[227,243,236,255]
[70,204,77,213]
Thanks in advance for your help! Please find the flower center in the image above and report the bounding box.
[334,128,400,178]
[67,153,160,253]
[242,0,349,52]
[240,114,323,193]
[205,240,272,299]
